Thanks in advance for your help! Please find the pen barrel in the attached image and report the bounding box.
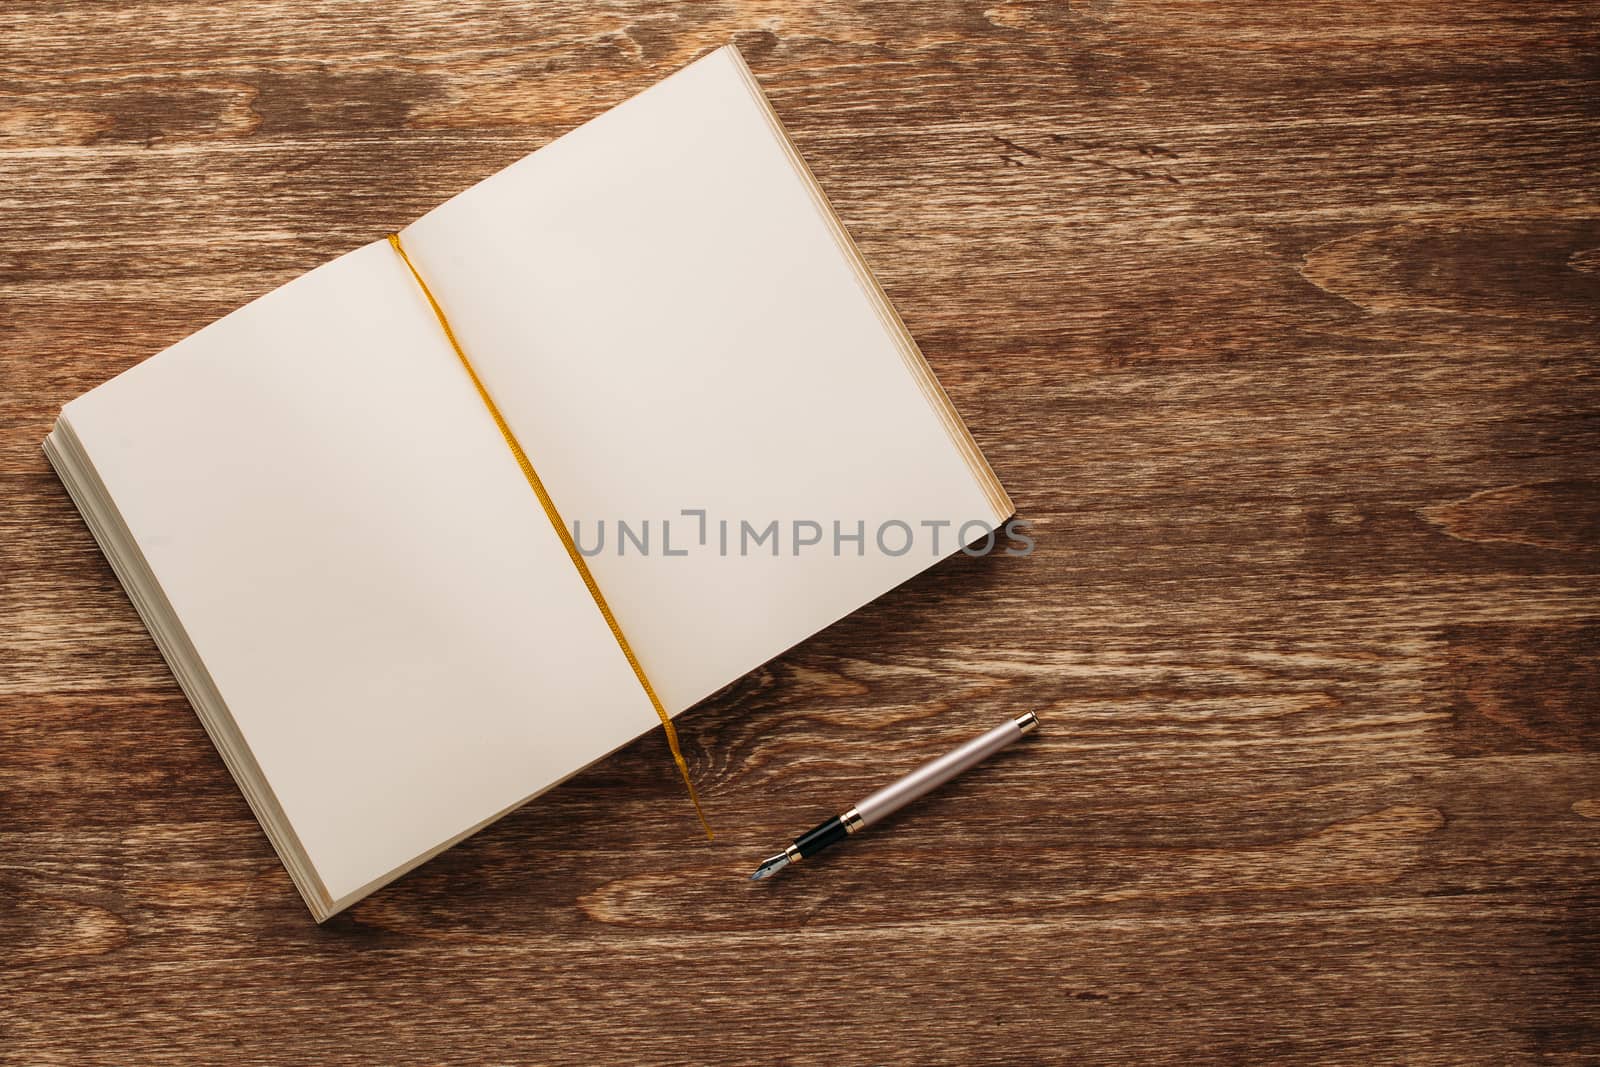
[853,716,1029,828]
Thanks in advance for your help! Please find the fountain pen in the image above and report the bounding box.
[749,711,1040,880]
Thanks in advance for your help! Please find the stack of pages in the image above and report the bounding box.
[45,45,1012,920]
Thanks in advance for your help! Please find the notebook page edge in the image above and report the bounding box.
[43,421,336,920]
[720,45,1015,524]
[54,238,662,911]
[390,43,1014,718]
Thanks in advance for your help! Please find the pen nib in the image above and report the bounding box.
[749,851,791,881]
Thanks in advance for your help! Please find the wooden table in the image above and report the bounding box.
[3,3,1596,1063]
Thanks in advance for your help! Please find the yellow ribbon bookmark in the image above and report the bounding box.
[387,233,713,840]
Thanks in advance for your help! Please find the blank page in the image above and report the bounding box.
[63,240,657,907]
[400,46,1011,714]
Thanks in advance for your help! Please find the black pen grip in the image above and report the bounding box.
[793,815,850,858]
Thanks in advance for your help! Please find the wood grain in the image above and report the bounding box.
[2,2,1597,1063]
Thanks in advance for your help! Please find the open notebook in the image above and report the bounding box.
[45,45,1012,920]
